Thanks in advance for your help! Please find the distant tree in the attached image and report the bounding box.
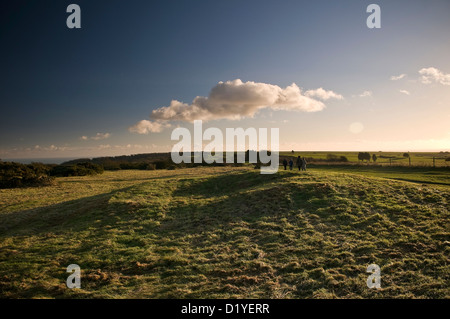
[358,152,371,162]
[372,154,377,162]
[403,153,410,158]
[291,150,294,153]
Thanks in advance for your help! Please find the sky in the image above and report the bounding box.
[1,0,449,159]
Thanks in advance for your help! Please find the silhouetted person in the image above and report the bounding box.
[296,156,302,171]
[301,157,307,171]
[289,159,293,170]
[282,158,288,170]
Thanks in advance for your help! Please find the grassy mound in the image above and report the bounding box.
[0,167,448,298]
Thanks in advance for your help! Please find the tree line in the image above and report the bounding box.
[358,152,378,162]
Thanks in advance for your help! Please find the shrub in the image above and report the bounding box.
[102,161,121,170]
[0,162,54,188]
[119,162,153,170]
[154,161,170,170]
[326,154,349,162]
[50,162,104,177]
[326,154,339,161]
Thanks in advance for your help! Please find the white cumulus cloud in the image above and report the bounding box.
[399,90,410,95]
[128,120,171,134]
[304,87,344,100]
[419,67,450,85]
[130,79,342,134]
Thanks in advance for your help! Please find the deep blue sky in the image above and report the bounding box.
[1,0,449,158]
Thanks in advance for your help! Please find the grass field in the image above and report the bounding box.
[0,166,449,298]
[311,165,450,187]
[280,151,450,167]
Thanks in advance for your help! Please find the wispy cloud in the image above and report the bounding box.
[390,74,406,81]
[130,79,343,134]
[91,133,111,140]
[359,91,373,98]
[0,143,162,158]
[80,133,111,141]
[34,144,60,151]
[419,67,450,85]
[399,90,410,95]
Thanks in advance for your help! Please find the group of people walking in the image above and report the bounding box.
[283,156,307,171]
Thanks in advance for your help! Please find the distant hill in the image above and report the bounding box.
[61,152,172,169]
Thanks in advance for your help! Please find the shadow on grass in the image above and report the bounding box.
[0,169,334,239]
[0,183,149,237]
[158,176,336,242]
[174,170,298,198]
